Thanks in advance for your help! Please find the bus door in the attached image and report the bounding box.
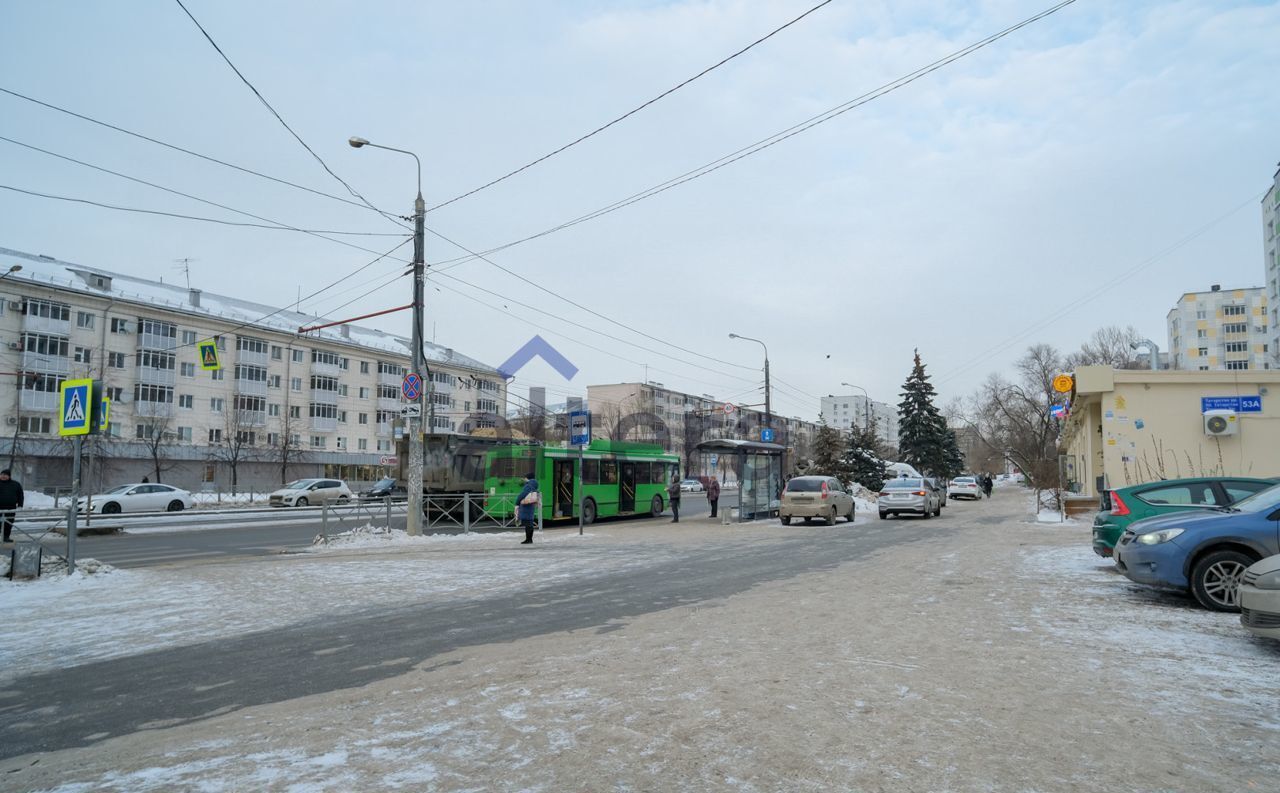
[553,459,575,518]
[619,461,636,513]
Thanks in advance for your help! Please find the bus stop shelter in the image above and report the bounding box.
[692,438,786,522]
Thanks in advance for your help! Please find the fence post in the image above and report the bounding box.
[385,495,391,528]
[463,492,471,534]
[322,501,329,536]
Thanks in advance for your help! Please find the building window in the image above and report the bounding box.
[268,403,281,417]
[76,311,95,329]
[1223,323,1248,334]
[378,384,398,400]
[377,440,391,452]
[359,387,370,399]
[357,438,367,451]
[134,383,174,405]
[269,374,281,388]
[338,410,347,423]
[182,330,197,345]
[377,361,402,376]
[271,345,283,360]
[309,403,338,420]
[291,377,302,392]
[1226,360,1250,371]
[105,386,123,402]
[312,350,341,367]
[310,436,326,449]
[358,413,368,425]
[211,369,224,381]
[359,361,369,374]
[210,397,224,412]
[267,432,280,446]
[208,428,223,444]
[236,430,256,445]
[289,405,301,419]
[236,336,269,355]
[1195,310,1207,320]
[178,394,194,409]
[336,437,347,450]
[73,347,92,364]
[311,375,339,393]
[1224,304,1246,316]
[17,416,51,434]
[178,426,193,442]
[24,299,71,321]
[290,349,304,363]
[214,335,226,351]
[180,361,196,377]
[1197,347,1208,356]
[1225,341,1249,353]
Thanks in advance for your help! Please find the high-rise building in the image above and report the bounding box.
[819,393,898,448]
[1263,165,1280,366]
[1166,285,1269,371]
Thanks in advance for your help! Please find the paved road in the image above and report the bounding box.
[28,493,720,569]
[0,496,949,761]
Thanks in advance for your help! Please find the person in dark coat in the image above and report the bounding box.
[0,469,24,544]
[667,474,681,523]
[516,472,540,544]
[982,474,993,498]
[706,477,720,518]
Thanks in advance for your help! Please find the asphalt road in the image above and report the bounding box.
[28,493,721,569]
[0,498,938,761]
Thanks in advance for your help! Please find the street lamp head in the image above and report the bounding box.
[348,136,369,149]
[5,264,21,273]
[728,333,739,339]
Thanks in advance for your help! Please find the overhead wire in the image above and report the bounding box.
[426,0,835,213]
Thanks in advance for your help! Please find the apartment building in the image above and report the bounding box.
[1166,285,1270,372]
[586,382,818,468]
[819,393,899,448]
[1264,166,1279,363]
[0,247,505,492]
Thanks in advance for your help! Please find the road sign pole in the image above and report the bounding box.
[577,444,584,536]
[66,435,81,574]
[406,191,426,537]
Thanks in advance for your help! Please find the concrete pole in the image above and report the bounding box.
[407,192,425,536]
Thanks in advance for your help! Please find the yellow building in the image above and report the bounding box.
[1059,366,1280,498]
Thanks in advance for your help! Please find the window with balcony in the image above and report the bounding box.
[377,361,402,376]
[235,395,266,413]
[310,403,338,419]
[235,364,267,383]
[378,384,398,400]
[312,350,341,367]
[134,383,174,405]
[136,349,176,371]
[1225,341,1249,353]
[137,318,177,339]
[20,333,70,358]
[1223,304,1247,316]
[311,375,339,392]
[1226,360,1250,370]
[236,336,268,355]
[376,410,396,425]
[24,299,71,321]
[1223,323,1248,334]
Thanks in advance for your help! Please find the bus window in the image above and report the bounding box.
[601,460,618,484]
[582,459,600,485]
[634,461,652,484]
[491,456,535,479]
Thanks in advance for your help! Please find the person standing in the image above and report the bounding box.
[982,474,993,498]
[517,472,540,544]
[706,477,720,519]
[0,469,24,544]
[667,474,681,523]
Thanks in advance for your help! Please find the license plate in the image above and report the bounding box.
[892,494,909,500]
[791,496,813,503]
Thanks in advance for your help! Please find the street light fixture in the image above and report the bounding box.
[840,382,871,432]
[0,264,22,282]
[349,135,426,536]
[728,333,770,431]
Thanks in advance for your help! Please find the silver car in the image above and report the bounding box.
[877,477,941,519]
[781,476,855,525]
[269,478,354,507]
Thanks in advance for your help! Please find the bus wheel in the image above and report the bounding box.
[583,498,597,526]
[650,495,663,517]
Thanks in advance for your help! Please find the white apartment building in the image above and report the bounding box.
[1166,284,1270,371]
[1264,166,1280,364]
[819,393,899,448]
[0,247,505,493]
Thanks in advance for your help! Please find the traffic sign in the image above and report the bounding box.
[100,397,111,430]
[1052,374,1074,394]
[59,378,93,436]
[197,339,221,371]
[400,404,422,419]
[723,403,736,415]
[402,372,423,401]
[761,428,775,443]
[569,410,591,447]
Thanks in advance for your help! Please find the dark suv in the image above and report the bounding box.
[363,477,407,500]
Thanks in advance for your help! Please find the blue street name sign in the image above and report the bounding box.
[570,410,591,447]
[1200,396,1262,414]
[761,428,775,443]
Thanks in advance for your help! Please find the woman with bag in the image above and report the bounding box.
[517,472,541,544]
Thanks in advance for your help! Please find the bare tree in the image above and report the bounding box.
[135,407,177,484]
[208,400,264,494]
[268,410,307,485]
[1065,325,1145,370]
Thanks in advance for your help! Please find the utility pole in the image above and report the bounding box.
[729,333,771,431]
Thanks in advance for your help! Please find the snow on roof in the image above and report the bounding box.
[0,246,498,374]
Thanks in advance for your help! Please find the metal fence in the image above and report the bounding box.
[316,493,533,537]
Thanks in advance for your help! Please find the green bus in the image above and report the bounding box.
[484,440,680,524]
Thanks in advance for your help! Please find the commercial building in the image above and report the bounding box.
[819,393,899,448]
[586,382,818,470]
[1264,166,1280,361]
[0,247,505,493]
[1166,285,1270,371]
[1058,365,1280,499]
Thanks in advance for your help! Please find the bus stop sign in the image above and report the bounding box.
[570,410,591,447]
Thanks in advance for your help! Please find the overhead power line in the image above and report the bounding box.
[172,0,402,227]
[430,0,1078,270]
[427,0,834,213]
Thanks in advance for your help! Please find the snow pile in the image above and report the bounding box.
[1034,510,1076,524]
[0,554,117,587]
[22,491,60,508]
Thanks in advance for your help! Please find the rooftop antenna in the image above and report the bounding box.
[173,258,196,290]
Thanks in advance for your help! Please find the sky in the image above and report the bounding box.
[2,0,1278,423]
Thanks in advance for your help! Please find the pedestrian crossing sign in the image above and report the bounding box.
[59,378,94,436]
[100,396,111,430]
[197,339,221,371]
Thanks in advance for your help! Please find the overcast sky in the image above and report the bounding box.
[2,0,1277,422]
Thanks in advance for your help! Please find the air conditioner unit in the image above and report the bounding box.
[7,342,20,351]
[1204,409,1239,437]
[6,301,21,311]
[5,417,16,426]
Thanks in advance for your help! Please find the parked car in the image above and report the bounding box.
[925,476,947,508]
[877,477,941,519]
[948,476,982,500]
[1113,483,1280,611]
[269,478,354,507]
[1239,554,1280,640]
[1092,476,1275,557]
[780,476,855,525]
[679,479,705,492]
[362,477,407,500]
[78,483,195,514]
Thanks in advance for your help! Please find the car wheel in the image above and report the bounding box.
[845,504,855,522]
[1190,549,1255,611]
[878,511,888,520]
[650,495,663,517]
[337,495,350,504]
[166,500,184,512]
[782,515,792,526]
[935,503,942,516]
[921,506,931,519]
[102,502,121,515]
[824,508,836,526]
[296,497,309,508]
[582,498,597,525]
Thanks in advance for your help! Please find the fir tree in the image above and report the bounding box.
[897,349,949,475]
[940,426,966,479]
[843,423,888,492]
[810,419,849,481]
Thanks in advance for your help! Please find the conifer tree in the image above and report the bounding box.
[811,419,849,481]
[843,423,888,492]
[897,349,948,475]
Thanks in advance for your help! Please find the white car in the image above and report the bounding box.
[679,479,705,492]
[1240,554,1280,641]
[948,476,982,500]
[80,483,195,514]
[269,478,354,507]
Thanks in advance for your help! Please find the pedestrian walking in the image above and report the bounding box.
[516,472,540,544]
[706,477,720,519]
[982,474,993,498]
[0,469,24,544]
[141,475,149,483]
[667,475,682,523]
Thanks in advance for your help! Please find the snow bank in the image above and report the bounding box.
[309,524,596,551]
[0,555,118,590]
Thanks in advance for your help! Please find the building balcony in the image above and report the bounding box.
[237,349,269,367]
[311,389,339,405]
[19,389,59,412]
[376,422,393,436]
[241,411,267,427]
[21,351,70,375]
[135,401,175,418]
[312,361,340,377]
[378,370,403,387]
[311,416,338,432]
[236,378,268,397]
[137,366,176,386]
[21,314,70,336]
[139,331,178,351]
[378,396,401,411]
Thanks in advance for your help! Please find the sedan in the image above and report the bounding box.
[79,483,195,514]
[948,476,982,500]
[269,479,354,507]
[1240,554,1280,640]
[1113,483,1280,611]
[1092,476,1275,557]
[679,479,705,492]
[878,477,940,519]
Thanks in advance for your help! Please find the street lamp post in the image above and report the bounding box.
[840,382,871,433]
[349,136,425,536]
[728,333,770,431]
[0,264,22,282]
[2,265,25,471]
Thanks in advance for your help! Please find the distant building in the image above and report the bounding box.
[1264,165,1280,365]
[819,393,899,448]
[1166,285,1270,371]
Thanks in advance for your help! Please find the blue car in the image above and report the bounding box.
[1113,483,1280,611]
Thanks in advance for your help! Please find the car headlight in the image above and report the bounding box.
[1137,528,1184,545]
[1253,570,1280,590]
